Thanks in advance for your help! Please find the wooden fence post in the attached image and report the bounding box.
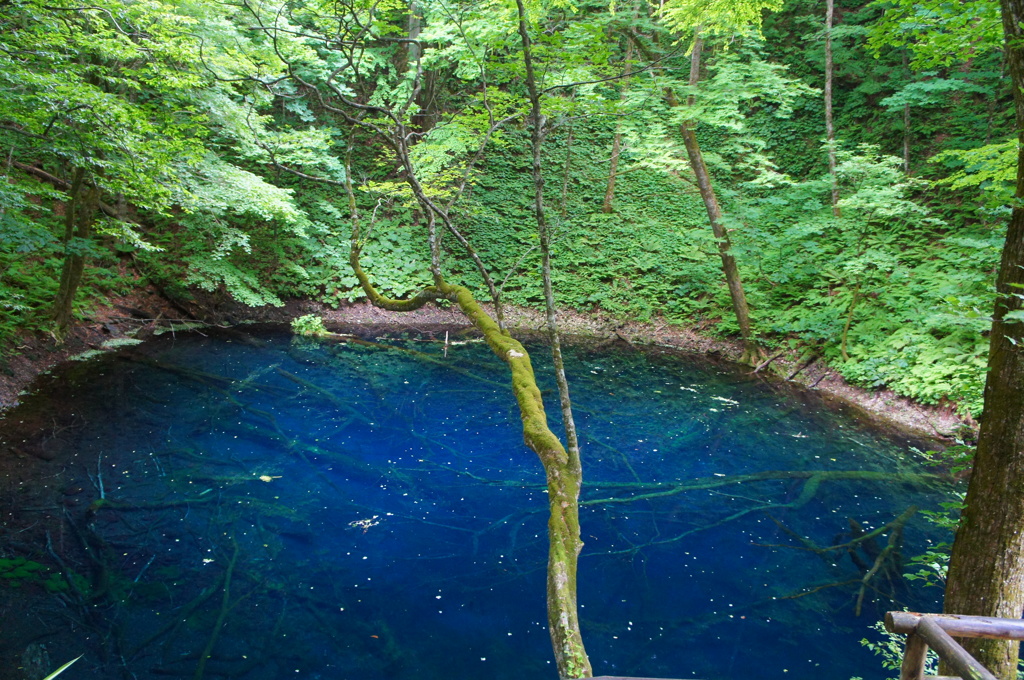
[900,632,928,680]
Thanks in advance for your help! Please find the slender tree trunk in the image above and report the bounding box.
[903,103,911,173]
[53,168,97,338]
[942,1,1024,677]
[515,3,591,677]
[561,117,575,218]
[603,39,635,214]
[824,0,840,216]
[407,1,421,65]
[679,35,761,364]
[348,16,591,670]
[350,249,592,680]
[902,51,911,174]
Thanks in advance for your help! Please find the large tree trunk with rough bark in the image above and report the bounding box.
[942,2,1024,677]
[680,35,761,364]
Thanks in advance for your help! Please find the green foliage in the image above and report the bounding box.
[932,138,1018,211]
[903,491,964,588]
[880,74,991,110]
[861,619,938,677]
[900,444,972,588]
[0,0,312,333]
[621,36,818,183]
[661,0,786,38]
[0,557,70,594]
[0,0,210,208]
[761,0,1012,181]
[736,144,995,414]
[291,314,329,337]
[0,0,1010,423]
[451,124,720,321]
[866,0,1001,69]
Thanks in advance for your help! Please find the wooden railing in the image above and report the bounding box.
[886,611,1024,680]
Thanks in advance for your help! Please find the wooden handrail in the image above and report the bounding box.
[887,612,1024,641]
[884,611,1024,680]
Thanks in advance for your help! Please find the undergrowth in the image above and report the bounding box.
[1,128,1003,420]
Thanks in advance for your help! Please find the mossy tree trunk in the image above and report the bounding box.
[515,0,591,674]
[347,101,591,680]
[262,5,593,671]
[942,1,1024,676]
[349,251,592,679]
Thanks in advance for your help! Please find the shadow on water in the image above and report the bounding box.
[0,325,953,680]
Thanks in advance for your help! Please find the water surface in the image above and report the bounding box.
[0,326,949,680]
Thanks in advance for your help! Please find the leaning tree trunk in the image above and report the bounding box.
[942,1,1024,677]
[53,168,98,338]
[679,34,761,364]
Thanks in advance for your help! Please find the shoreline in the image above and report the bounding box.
[0,292,967,443]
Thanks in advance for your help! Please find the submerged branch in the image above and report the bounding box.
[581,470,938,506]
[193,539,239,680]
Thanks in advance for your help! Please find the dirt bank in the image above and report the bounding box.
[0,292,967,442]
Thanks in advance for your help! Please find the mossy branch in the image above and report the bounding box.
[349,240,444,312]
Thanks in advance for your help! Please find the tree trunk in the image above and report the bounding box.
[515,2,591,676]
[902,51,911,174]
[53,168,98,338]
[603,39,635,214]
[679,35,761,364]
[347,17,591,668]
[561,117,575,218]
[442,283,591,680]
[824,0,840,216]
[406,0,439,132]
[903,102,911,174]
[942,1,1024,677]
[350,256,592,680]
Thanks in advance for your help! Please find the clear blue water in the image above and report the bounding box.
[0,326,950,680]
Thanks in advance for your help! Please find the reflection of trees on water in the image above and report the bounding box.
[0,332,949,679]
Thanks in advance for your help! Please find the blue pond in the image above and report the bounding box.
[0,326,950,680]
